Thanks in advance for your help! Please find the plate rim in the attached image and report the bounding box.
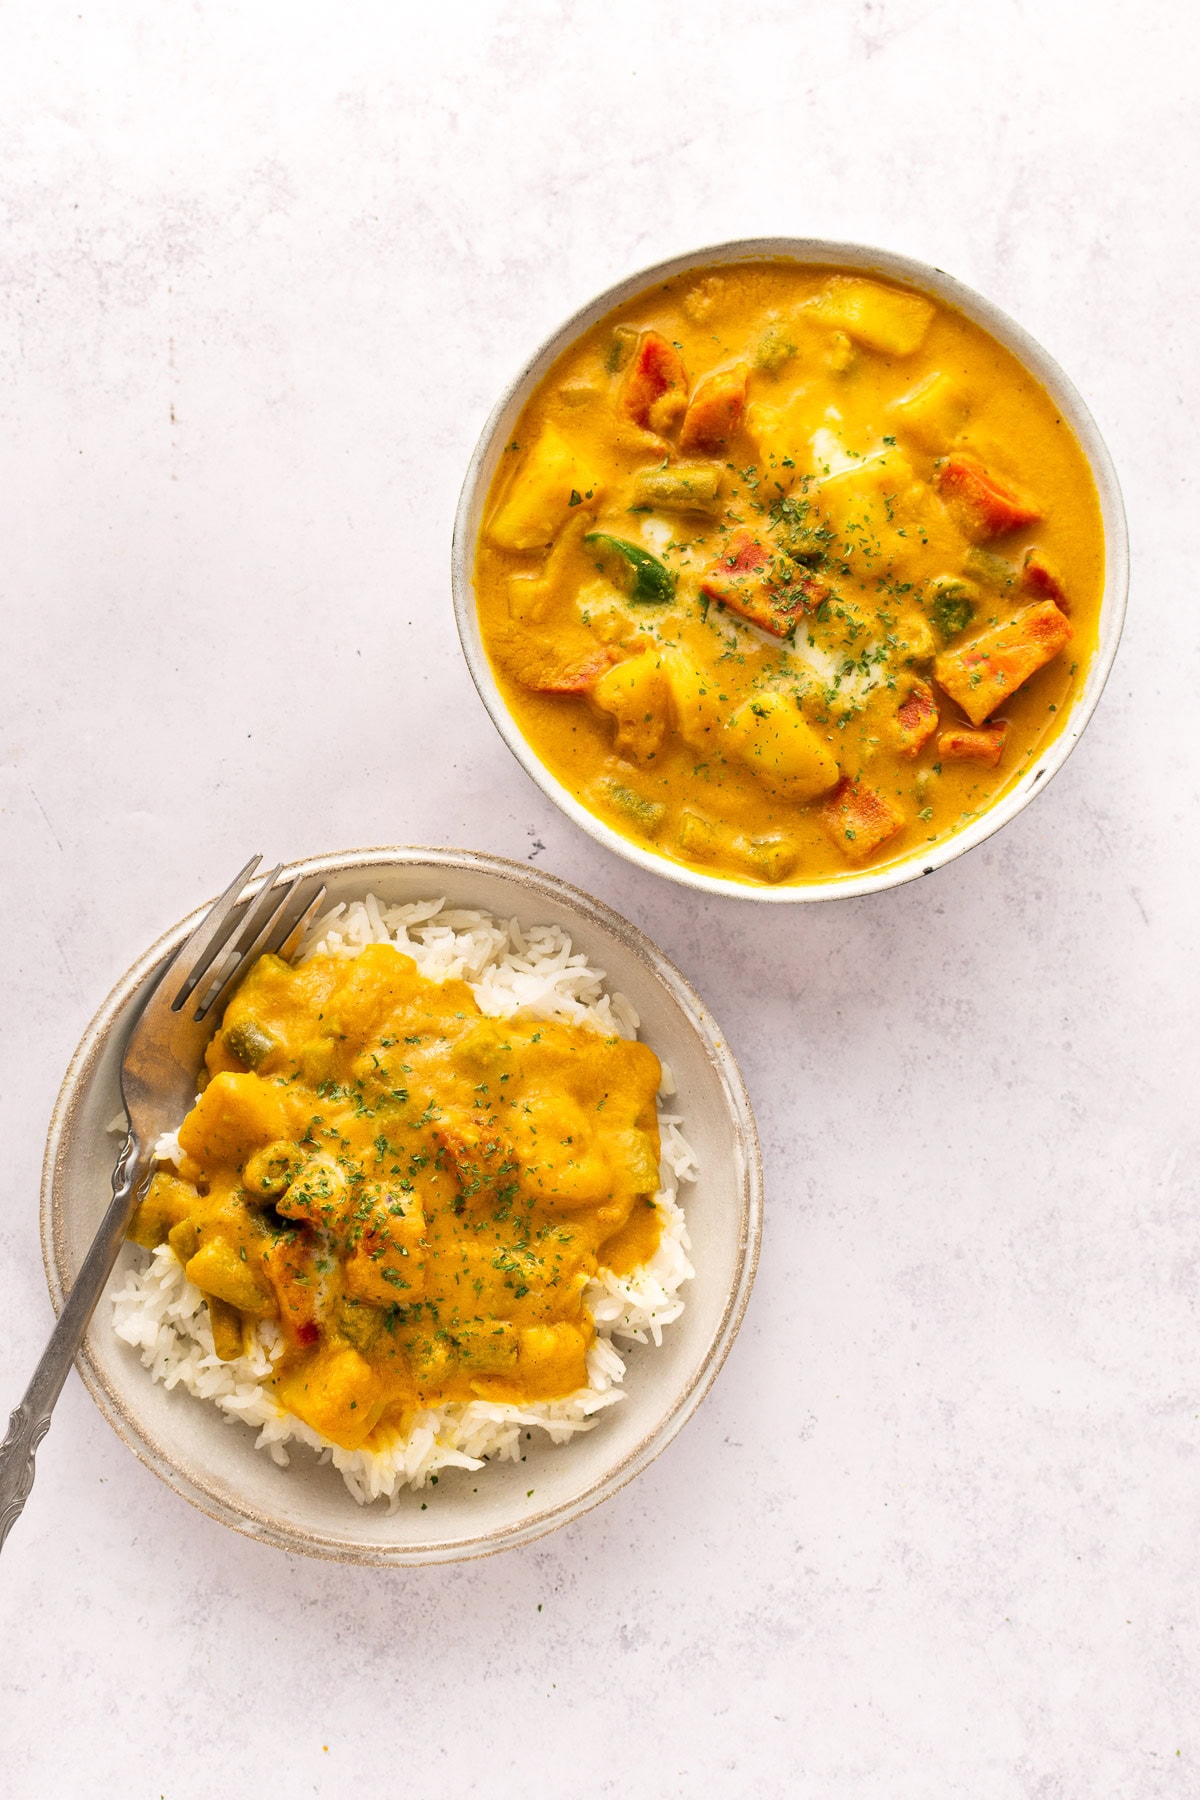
[41,844,763,1564]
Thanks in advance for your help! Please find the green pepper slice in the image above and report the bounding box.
[583,533,676,605]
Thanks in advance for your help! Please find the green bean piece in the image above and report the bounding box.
[630,464,722,517]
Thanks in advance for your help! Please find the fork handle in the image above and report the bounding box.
[0,1132,146,1552]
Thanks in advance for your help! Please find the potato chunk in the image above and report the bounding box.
[487,425,598,551]
[820,779,906,861]
[890,371,970,451]
[814,277,935,356]
[592,651,670,761]
[725,694,841,801]
[276,1345,382,1450]
[204,951,338,1082]
[513,1093,610,1208]
[517,1322,589,1394]
[177,1072,290,1174]
[185,1233,276,1318]
[934,601,1072,725]
[662,649,725,750]
[744,402,799,494]
[814,443,917,540]
[326,942,425,1045]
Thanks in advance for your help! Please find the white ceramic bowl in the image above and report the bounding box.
[41,848,761,1564]
[452,237,1130,902]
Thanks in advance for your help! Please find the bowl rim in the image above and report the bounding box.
[452,234,1130,903]
[40,845,763,1565]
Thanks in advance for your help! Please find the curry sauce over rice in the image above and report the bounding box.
[128,941,664,1452]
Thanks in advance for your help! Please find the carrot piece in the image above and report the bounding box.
[679,363,748,454]
[699,530,824,638]
[819,778,906,861]
[621,331,689,434]
[893,678,939,757]
[937,723,1008,767]
[934,453,1043,541]
[1021,547,1068,610]
[933,600,1072,726]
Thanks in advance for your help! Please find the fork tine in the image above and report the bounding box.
[189,863,293,1000]
[266,881,328,960]
[165,855,263,1011]
[172,862,281,1013]
[224,865,288,959]
[192,871,302,1022]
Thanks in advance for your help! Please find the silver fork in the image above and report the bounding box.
[0,855,327,1552]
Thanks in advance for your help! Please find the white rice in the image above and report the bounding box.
[110,895,696,1507]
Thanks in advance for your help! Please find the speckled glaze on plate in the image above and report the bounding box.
[41,847,761,1565]
[452,237,1130,902]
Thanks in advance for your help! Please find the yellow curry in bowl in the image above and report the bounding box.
[472,260,1104,887]
[127,941,663,1452]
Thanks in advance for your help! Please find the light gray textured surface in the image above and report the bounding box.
[0,3,1194,1795]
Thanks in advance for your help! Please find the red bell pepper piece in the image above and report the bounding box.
[622,331,689,434]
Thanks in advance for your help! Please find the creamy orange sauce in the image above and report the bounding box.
[128,944,663,1450]
[473,260,1105,886]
